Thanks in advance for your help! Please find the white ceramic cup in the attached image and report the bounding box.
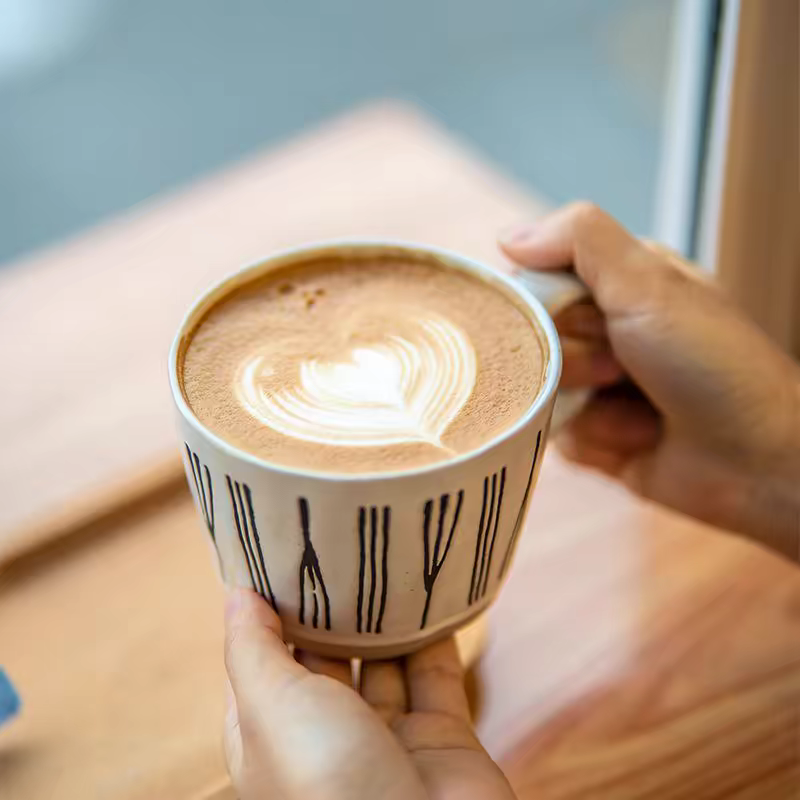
[169,241,586,659]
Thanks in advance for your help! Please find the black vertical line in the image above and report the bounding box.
[236,482,264,598]
[422,500,433,588]
[186,445,204,521]
[192,454,206,521]
[319,565,331,631]
[227,476,257,592]
[203,465,215,540]
[193,454,211,530]
[367,506,378,633]
[438,490,463,575]
[432,493,449,570]
[308,560,317,628]
[376,506,390,634]
[297,498,331,631]
[186,446,218,576]
[468,478,489,605]
[298,498,310,626]
[243,485,276,611]
[237,483,260,598]
[185,444,196,477]
[306,552,317,628]
[482,467,506,598]
[357,507,366,634]
[185,445,199,498]
[299,497,311,543]
[476,474,497,600]
[500,432,543,578]
[298,558,307,626]
[420,592,433,631]
[313,559,331,631]
[420,491,461,630]
[420,499,435,629]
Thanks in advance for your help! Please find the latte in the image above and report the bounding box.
[180,251,547,473]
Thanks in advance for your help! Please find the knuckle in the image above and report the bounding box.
[641,250,698,310]
[390,712,424,741]
[412,661,463,684]
[370,701,403,724]
[392,711,477,749]
[570,201,610,233]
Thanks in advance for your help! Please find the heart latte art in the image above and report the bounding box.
[235,314,477,449]
[181,254,547,473]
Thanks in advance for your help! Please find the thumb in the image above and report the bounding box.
[499,202,679,320]
[224,589,304,717]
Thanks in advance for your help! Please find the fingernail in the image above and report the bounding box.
[499,222,538,245]
[225,589,246,623]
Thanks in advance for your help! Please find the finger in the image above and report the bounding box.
[360,660,407,724]
[405,637,471,722]
[295,650,353,688]
[553,302,607,340]
[223,678,244,781]
[557,435,630,478]
[499,202,638,271]
[225,676,236,718]
[223,592,425,797]
[499,202,664,316]
[567,386,662,453]
[224,589,306,714]
[560,340,625,389]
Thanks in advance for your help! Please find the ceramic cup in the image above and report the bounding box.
[169,241,585,659]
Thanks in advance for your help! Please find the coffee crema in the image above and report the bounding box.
[181,252,547,473]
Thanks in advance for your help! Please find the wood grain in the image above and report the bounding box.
[1,488,228,800]
[480,455,800,799]
[0,101,547,543]
[0,455,184,572]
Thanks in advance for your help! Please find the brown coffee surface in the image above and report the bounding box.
[181,253,547,473]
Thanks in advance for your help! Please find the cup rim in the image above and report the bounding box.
[168,238,562,482]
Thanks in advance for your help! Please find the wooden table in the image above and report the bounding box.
[481,456,800,798]
[1,103,798,799]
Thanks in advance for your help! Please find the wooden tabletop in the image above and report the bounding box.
[1,102,798,799]
[482,456,800,799]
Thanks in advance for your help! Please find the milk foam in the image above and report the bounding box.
[235,313,477,450]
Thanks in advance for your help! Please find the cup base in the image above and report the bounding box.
[286,606,489,662]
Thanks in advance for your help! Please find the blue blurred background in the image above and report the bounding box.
[0,0,675,265]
